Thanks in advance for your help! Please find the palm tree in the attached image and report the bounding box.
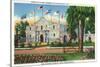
[66,6,95,52]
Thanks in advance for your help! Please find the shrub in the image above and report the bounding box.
[48,42,64,47]
[35,42,38,47]
[87,49,95,59]
[67,42,78,46]
[20,43,25,48]
[28,43,32,48]
[14,54,64,64]
[84,41,94,46]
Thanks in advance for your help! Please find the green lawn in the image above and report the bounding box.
[67,41,95,47]
[45,52,95,61]
[17,41,95,48]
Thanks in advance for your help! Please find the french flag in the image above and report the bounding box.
[44,10,51,14]
[53,11,60,15]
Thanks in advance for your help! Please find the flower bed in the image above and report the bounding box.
[14,54,64,64]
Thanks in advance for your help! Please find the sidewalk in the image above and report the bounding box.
[15,46,94,54]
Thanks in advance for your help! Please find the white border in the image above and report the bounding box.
[11,0,14,66]
[11,0,96,67]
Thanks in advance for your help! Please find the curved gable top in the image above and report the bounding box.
[36,17,50,24]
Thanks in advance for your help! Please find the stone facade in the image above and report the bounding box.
[26,17,67,43]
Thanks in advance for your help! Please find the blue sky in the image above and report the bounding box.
[14,3,68,18]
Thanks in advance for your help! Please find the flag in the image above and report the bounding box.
[61,14,63,19]
[30,11,35,17]
[44,10,51,14]
[56,11,60,14]
[31,11,34,15]
[54,11,60,15]
[21,14,27,19]
[28,11,34,17]
[37,5,43,10]
[37,5,44,17]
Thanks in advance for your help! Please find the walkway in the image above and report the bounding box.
[15,46,94,54]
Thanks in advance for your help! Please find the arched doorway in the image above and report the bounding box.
[40,34,44,42]
[63,35,67,43]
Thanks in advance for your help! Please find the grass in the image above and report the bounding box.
[48,41,95,47]
[46,52,89,61]
[83,41,95,46]
[65,41,95,47]
[62,52,87,60]
[16,41,95,48]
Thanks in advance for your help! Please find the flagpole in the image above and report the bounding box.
[57,11,60,24]
[58,12,60,31]
[51,14,52,22]
[59,12,60,24]
[34,9,35,23]
[37,6,43,18]
[42,7,43,17]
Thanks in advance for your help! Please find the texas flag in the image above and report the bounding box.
[21,14,27,19]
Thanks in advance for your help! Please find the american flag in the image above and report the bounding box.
[37,5,43,10]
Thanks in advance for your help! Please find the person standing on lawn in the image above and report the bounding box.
[63,35,67,53]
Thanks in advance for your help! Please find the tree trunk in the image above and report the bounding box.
[15,33,18,48]
[79,20,84,52]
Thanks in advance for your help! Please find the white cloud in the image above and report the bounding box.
[14,16,21,20]
[14,15,67,25]
[44,14,67,25]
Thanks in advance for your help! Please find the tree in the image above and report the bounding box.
[66,6,95,52]
[15,20,29,47]
[19,21,29,41]
[15,23,19,48]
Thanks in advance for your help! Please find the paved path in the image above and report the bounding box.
[15,46,94,54]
